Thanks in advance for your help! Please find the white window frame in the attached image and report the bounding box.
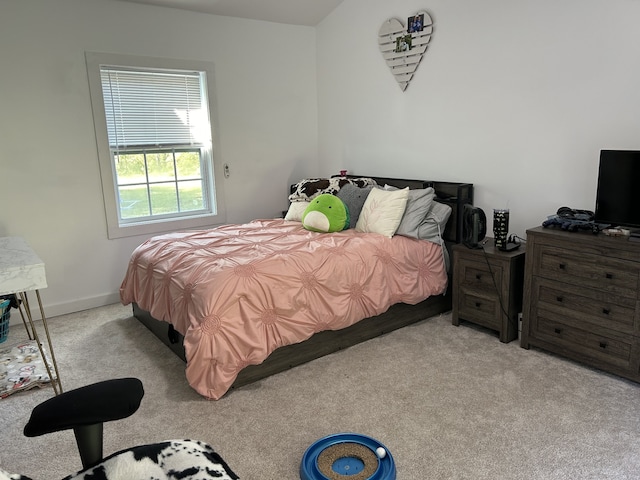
[86,52,226,239]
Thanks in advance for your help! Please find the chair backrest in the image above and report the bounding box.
[24,378,144,469]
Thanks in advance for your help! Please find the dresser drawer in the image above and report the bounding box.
[533,277,638,335]
[532,313,636,373]
[534,245,640,298]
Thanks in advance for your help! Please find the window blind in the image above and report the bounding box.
[100,68,206,149]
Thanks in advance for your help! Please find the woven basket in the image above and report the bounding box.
[0,299,10,344]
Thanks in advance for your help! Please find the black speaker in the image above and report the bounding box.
[463,204,487,249]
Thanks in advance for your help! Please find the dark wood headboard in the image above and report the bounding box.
[289,175,473,244]
[337,175,473,244]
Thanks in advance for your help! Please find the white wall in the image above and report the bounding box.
[0,0,318,318]
[317,0,640,236]
[4,0,640,319]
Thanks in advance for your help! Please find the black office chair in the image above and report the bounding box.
[0,378,239,480]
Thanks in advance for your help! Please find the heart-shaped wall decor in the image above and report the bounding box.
[378,11,433,91]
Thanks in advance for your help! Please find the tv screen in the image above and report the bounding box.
[594,150,640,229]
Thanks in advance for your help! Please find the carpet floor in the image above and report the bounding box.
[1,303,639,479]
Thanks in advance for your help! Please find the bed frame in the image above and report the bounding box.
[133,176,473,391]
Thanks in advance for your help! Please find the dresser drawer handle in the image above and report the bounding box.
[475,274,482,280]
[554,327,562,334]
[599,342,608,349]
[556,296,563,303]
[558,263,566,270]
[602,308,611,315]
[475,302,481,308]
[605,273,613,279]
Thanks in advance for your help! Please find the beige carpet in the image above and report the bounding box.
[1,303,639,479]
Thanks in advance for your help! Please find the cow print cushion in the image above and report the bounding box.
[289,177,377,202]
[0,440,239,480]
[0,468,32,480]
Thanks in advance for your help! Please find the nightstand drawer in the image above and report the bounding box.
[457,288,500,330]
[534,277,637,334]
[532,313,635,372]
[534,245,639,298]
[457,258,503,292]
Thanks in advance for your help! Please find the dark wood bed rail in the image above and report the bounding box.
[133,294,451,389]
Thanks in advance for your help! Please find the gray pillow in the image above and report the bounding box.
[395,187,436,238]
[417,201,452,244]
[337,184,374,229]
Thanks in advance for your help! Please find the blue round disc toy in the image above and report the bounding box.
[300,433,396,480]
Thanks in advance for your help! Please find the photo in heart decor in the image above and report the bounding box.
[378,11,433,91]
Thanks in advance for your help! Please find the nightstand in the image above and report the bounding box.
[452,238,525,343]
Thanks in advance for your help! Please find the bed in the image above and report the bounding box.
[121,176,473,399]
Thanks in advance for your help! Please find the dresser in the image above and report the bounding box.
[521,226,640,382]
[452,238,525,343]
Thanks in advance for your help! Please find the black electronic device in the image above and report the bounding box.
[462,204,486,249]
[500,243,520,252]
[500,234,521,252]
[594,150,640,230]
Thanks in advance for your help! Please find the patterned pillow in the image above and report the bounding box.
[289,177,377,202]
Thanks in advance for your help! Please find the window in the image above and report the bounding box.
[86,53,226,239]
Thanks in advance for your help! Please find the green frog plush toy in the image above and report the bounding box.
[302,194,350,233]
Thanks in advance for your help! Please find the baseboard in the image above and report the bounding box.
[8,292,121,324]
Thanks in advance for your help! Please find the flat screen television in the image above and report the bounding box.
[594,150,640,229]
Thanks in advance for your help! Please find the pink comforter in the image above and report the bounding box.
[120,219,447,399]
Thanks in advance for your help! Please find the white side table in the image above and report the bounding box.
[0,236,62,394]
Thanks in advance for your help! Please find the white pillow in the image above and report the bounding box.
[355,187,409,237]
[284,201,310,222]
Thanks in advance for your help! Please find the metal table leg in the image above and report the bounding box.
[19,290,63,394]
